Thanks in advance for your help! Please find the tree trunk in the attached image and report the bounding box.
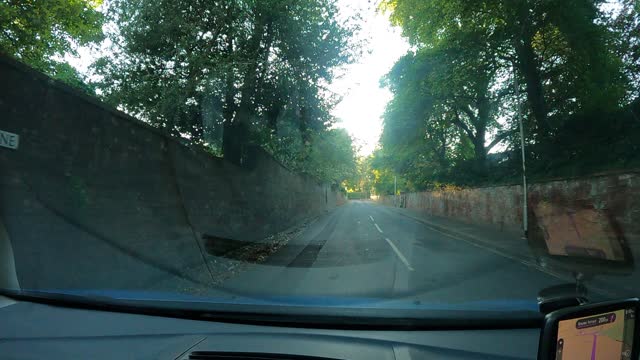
[437,128,447,168]
[222,35,236,124]
[515,32,550,136]
[472,127,488,176]
[475,96,491,175]
[223,15,270,165]
[220,32,237,154]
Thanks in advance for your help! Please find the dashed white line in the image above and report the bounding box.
[385,238,414,271]
[369,213,413,271]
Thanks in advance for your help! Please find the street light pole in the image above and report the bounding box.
[394,175,397,207]
[515,67,528,237]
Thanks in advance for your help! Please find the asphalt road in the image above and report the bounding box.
[221,200,563,305]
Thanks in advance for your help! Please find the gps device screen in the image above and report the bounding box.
[555,308,636,360]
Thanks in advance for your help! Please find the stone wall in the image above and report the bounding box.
[0,55,345,291]
[378,172,640,247]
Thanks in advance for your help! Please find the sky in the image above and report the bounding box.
[332,1,410,156]
[66,1,410,157]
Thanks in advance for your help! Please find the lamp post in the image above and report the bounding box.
[394,175,397,207]
[515,68,528,237]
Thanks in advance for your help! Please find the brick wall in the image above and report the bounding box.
[377,173,640,248]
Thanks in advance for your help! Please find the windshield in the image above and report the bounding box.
[1,0,639,321]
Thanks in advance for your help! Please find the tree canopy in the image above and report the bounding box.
[368,0,640,192]
[6,0,639,191]
[2,0,360,185]
[93,0,359,179]
[0,0,104,90]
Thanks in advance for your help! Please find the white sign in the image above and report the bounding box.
[0,130,19,150]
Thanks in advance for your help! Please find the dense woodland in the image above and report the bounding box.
[2,0,639,194]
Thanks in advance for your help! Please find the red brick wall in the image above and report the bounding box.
[377,172,640,246]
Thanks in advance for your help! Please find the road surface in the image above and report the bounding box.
[220,200,563,304]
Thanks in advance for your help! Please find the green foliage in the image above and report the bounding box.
[6,0,639,189]
[346,192,369,200]
[381,45,510,180]
[343,157,374,194]
[382,0,627,121]
[365,148,410,195]
[299,128,358,185]
[1,0,358,184]
[0,0,104,89]
[93,0,359,180]
[610,0,640,100]
[376,0,640,190]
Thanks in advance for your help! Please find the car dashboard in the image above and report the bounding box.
[0,295,541,360]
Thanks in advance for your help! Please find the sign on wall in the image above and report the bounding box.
[0,129,19,150]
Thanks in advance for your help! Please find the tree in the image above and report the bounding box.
[0,0,104,90]
[303,128,358,184]
[610,0,640,101]
[377,0,638,186]
[381,41,513,181]
[95,0,358,168]
[343,156,375,194]
[381,0,627,139]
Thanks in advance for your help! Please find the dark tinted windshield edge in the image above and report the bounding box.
[0,289,543,331]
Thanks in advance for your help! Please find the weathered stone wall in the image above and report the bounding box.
[0,55,345,291]
[378,185,525,232]
[378,173,640,246]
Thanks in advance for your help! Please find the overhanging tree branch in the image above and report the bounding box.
[453,111,476,141]
[460,104,483,130]
[487,131,512,151]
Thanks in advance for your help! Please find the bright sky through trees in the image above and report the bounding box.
[62,0,408,157]
[331,0,409,156]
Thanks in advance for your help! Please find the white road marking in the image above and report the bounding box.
[385,238,414,271]
[374,223,384,233]
[393,345,413,360]
[369,215,375,222]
